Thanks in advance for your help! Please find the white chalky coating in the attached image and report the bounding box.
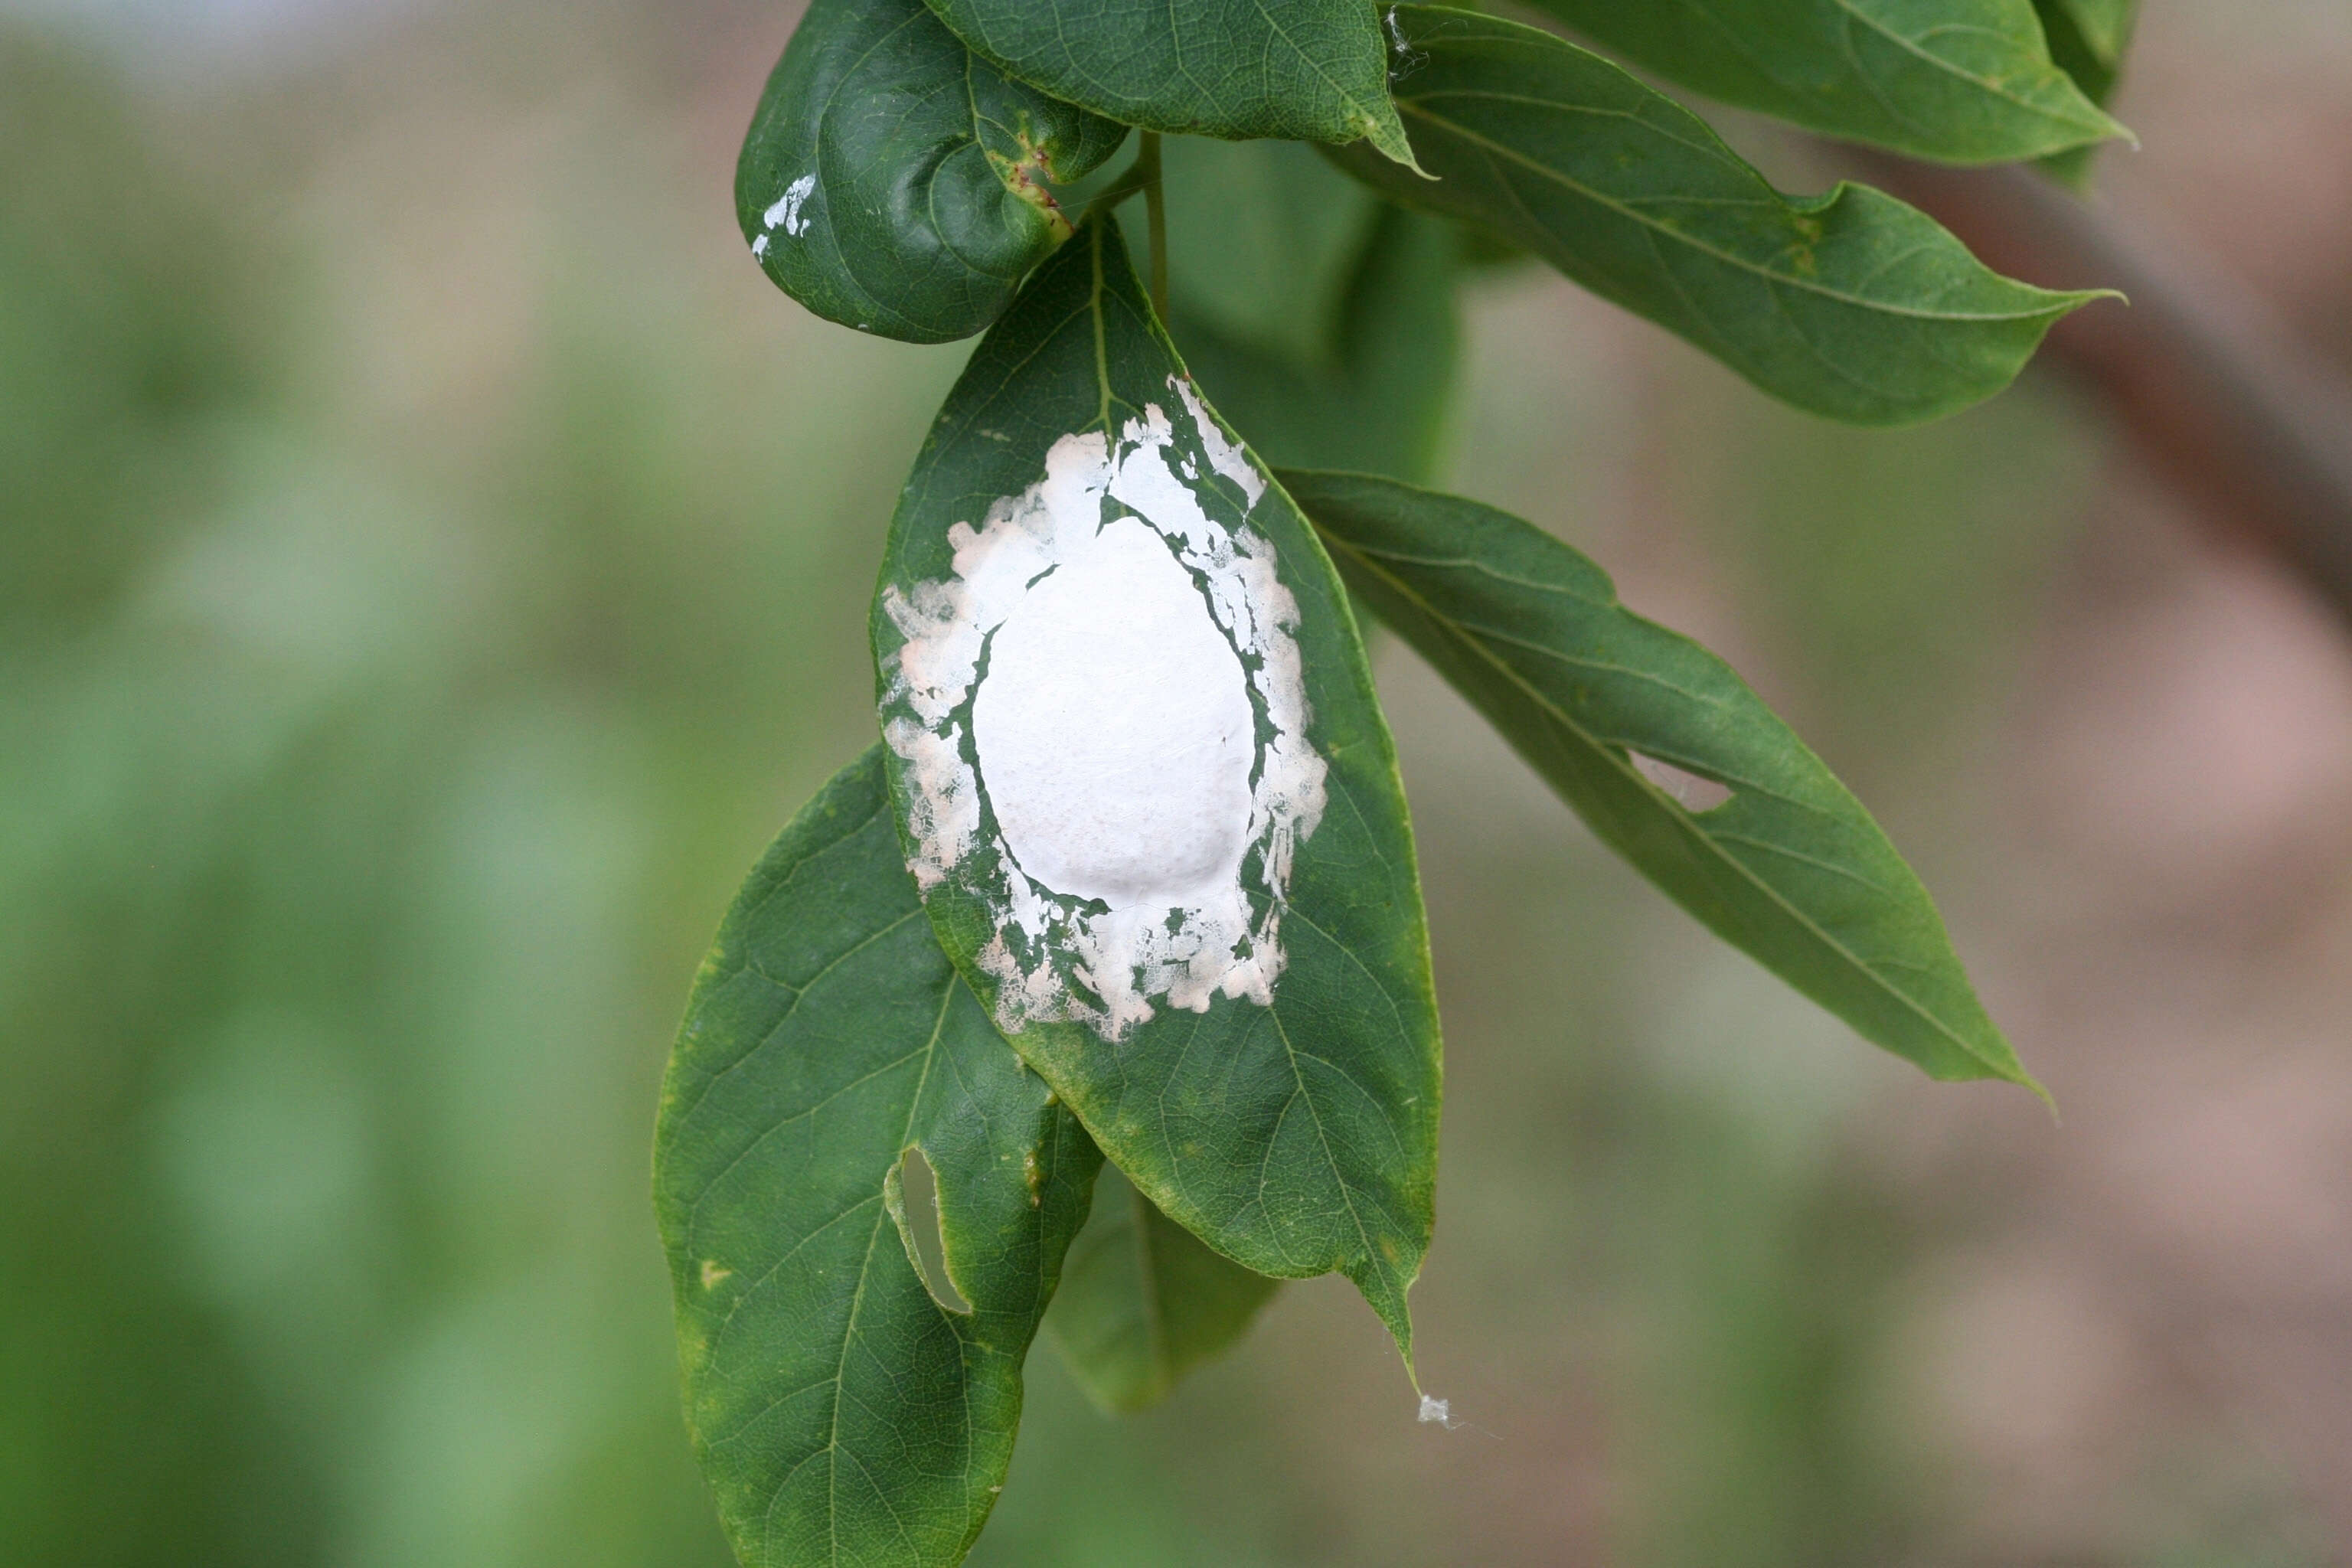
[881,379,1325,1038]
[973,518,1255,907]
[766,174,815,237]
[752,173,816,260]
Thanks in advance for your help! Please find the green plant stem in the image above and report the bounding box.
[1139,132,1168,320]
[1077,135,1170,319]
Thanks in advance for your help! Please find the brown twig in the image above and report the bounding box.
[1852,155,2352,626]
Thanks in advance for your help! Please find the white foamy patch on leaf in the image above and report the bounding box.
[881,378,1325,1039]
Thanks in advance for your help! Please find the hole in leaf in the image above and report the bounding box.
[1630,751,1733,813]
[897,1147,972,1314]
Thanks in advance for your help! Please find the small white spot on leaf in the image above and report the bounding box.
[762,173,815,240]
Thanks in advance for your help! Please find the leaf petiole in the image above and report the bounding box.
[1139,132,1168,320]
[1078,132,1171,319]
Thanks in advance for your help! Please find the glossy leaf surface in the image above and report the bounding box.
[1521,0,2126,162]
[1045,1164,1282,1413]
[920,0,1416,165]
[871,217,1442,1361]
[1285,471,2040,1093]
[1336,8,2110,426]
[655,749,1101,1568]
[737,0,1127,344]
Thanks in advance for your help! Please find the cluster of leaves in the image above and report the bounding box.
[655,2,2133,1563]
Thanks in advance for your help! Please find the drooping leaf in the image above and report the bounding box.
[870,216,1443,1363]
[1174,200,1463,483]
[2045,0,2137,65]
[1332,8,2113,427]
[1155,136,1385,371]
[1045,1164,1282,1413]
[2031,0,2135,182]
[737,0,1128,344]
[1521,0,2127,163]
[1058,185,1458,1412]
[1284,470,2041,1095]
[918,0,1418,167]
[655,748,1102,1568]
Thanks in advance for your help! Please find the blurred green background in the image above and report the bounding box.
[9,2,2352,1565]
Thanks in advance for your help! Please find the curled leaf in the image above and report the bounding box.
[1046,1164,1281,1413]
[737,0,1126,343]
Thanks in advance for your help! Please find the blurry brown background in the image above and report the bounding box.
[5,1,2351,1563]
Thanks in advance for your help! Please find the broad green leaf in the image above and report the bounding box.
[1521,0,2127,163]
[1174,201,1462,482]
[2046,0,2136,64]
[1333,8,2112,427]
[918,0,1419,167]
[1283,471,2041,1095]
[1156,136,1384,371]
[737,0,1127,344]
[655,748,1102,1568]
[2031,0,2135,182]
[1045,1164,1282,1413]
[871,216,1444,1362]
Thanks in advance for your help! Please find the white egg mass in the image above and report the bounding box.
[971,517,1256,908]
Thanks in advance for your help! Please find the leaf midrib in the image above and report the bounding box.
[1814,0,2111,132]
[1383,55,2069,322]
[1393,93,2073,324]
[812,983,955,1566]
[1315,523,2014,1080]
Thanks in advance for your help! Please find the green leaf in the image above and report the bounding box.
[1155,136,1385,371]
[2031,0,2135,183]
[2045,0,2137,64]
[1140,136,1465,480]
[1333,8,2113,427]
[917,0,1419,167]
[1283,470,2042,1096]
[655,748,1102,1568]
[1045,1164,1282,1413]
[1173,200,1462,482]
[737,0,1128,345]
[870,216,1444,1364]
[1520,0,2128,163]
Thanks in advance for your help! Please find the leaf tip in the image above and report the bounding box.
[2020,1069,2061,1123]
[2086,103,2140,153]
[1348,1253,1421,1380]
[1361,110,1432,181]
[2061,286,2131,316]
